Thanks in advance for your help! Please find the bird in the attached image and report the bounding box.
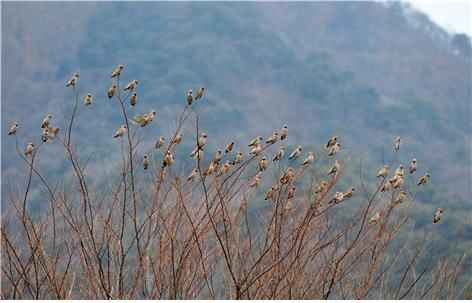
[409,158,417,174]
[369,212,381,225]
[225,141,234,154]
[248,136,262,147]
[273,145,285,162]
[173,133,183,145]
[195,86,205,101]
[249,174,261,187]
[42,128,49,142]
[315,181,328,194]
[394,136,402,152]
[114,125,127,138]
[25,143,34,156]
[280,125,288,140]
[187,168,199,182]
[328,143,340,157]
[433,208,443,224]
[198,133,207,148]
[213,149,222,164]
[135,111,156,127]
[49,127,60,139]
[41,115,52,128]
[217,161,231,177]
[377,165,389,178]
[287,186,296,200]
[344,187,356,198]
[143,154,149,170]
[124,80,138,91]
[280,167,294,184]
[289,145,302,160]
[84,93,93,106]
[265,131,278,144]
[232,151,243,165]
[329,191,344,204]
[327,160,340,177]
[393,176,404,189]
[8,122,18,135]
[302,152,315,166]
[187,89,193,105]
[388,175,399,184]
[393,191,406,205]
[108,84,117,99]
[66,73,79,87]
[258,157,267,172]
[204,162,217,176]
[130,92,137,106]
[265,186,276,201]
[418,173,430,186]
[394,165,404,177]
[380,181,391,192]
[111,64,124,78]
[325,136,337,149]
[249,144,262,156]
[163,151,174,167]
[155,137,166,149]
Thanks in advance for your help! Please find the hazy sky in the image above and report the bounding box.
[409,1,471,35]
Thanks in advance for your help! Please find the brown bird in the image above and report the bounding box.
[249,173,261,187]
[325,136,337,149]
[232,151,243,165]
[409,158,417,174]
[84,93,93,106]
[155,137,166,149]
[265,186,276,201]
[249,144,262,156]
[329,191,344,204]
[187,168,199,182]
[302,152,315,166]
[433,208,443,224]
[187,89,193,105]
[248,136,262,147]
[213,149,222,164]
[394,164,404,177]
[130,92,137,106]
[369,212,381,225]
[327,160,340,177]
[124,80,138,91]
[49,127,60,139]
[163,151,174,167]
[287,186,296,200]
[217,161,231,177]
[8,122,18,135]
[418,173,430,186]
[393,176,404,189]
[195,86,205,101]
[280,167,294,184]
[42,128,49,142]
[198,133,207,148]
[344,187,356,198]
[111,64,124,78]
[273,145,285,162]
[25,143,34,156]
[265,131,278,144]
[393,191,406,205]
[258,157,268,172]
[173,133,183,145]
[315,181,328,195]
[394,136,402,152]
[41,114,52,128]
[204,161,218,176]
[225,141,234,153]
[66,73,79,87]
[328,143,340,157]
[108,84,117,99]
[377,165,389,178]
[114,125,127,138]
[288,145,302,160]
[143,154,149,170]
[280,125,288,140]
[380,181,391,192]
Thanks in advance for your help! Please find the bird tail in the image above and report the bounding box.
[113,134,119,138]
[8,132,12,135]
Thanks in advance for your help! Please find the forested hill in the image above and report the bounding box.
[2,2,470,211]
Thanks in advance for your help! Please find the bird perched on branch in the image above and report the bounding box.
[248,136,262,147]
[377,165,389,178]
[213,149,222,164]
[369,212,381,225]
[111,64,124,78]
[108,84,117,99]
[329,191,344,204]
[225,141,234,154]
[143,154,149,170]
[66,73,79,87]
[433,208,443,224]
[418,173,430,186]
[328,143,340,157]
[41,115,52,128]
[394,136,402,152]
[42,128,49,142]
[280,167,294,184]
[204,161,217,176]
[217,161,231,177]
[393,191,406,205]
[84,93,93,106]
[130,92,137,106]
[280,125,288,140]
[249,144,262,156]
[344,187,356,198]
[273,145,285,162]
[195,86,205,101]
[8,122,18,135]
[173,133,183,145]
[233,151,242,165]
[266,131,278,144]
[114,125,127,138]
[302,152,315,166]
[163,151,174,167]
[187,89,193,105]
[409,158,417,174]
[327,160,340,177]
[393,176,404,189]
[380,181,391,192]
[124,80,138,91]
[325,136,337,149]
[289,145,302,160]
[25,143,34,156]
[258,157,267,172]
[198,133,207,149]
[394,165,404,177]
[49,127,60,139]
[315,181,328,195]
[287,186,296,200]
[155,137,166,149]
[265,186,276,200]
[249,173,261,187]
[187,168,198,182]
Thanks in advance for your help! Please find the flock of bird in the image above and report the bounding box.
[7,65,442,225]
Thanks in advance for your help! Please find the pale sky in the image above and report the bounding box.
[408,1,471,36]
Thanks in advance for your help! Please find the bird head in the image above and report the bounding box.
[87,93,92,97]
[134,80,138,84]
[438,208,443,212]
[119,64,124,69]
[412,158,417,163]
[133,92,137,96]
[74,73,79,77]
[283,125,287,128]
[202,133,207,138]
[112,84,117,88]
[123,125,127,129]
[47,114,52,118]
[262,157,266,161]
[425,173,430,177]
